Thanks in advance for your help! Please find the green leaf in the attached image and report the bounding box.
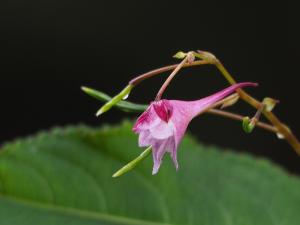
[0,121,300,225]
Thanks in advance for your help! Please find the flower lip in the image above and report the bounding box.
[152,100,173,122]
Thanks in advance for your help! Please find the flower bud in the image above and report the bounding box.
[95,85,133,116]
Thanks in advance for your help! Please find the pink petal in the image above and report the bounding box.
[152,100,173,122]
[133,105,160,132]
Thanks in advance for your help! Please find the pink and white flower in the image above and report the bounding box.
[133,82,257,174]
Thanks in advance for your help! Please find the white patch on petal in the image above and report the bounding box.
[150,121,175,140]
[138,130,152,147]
[152,136,174,175]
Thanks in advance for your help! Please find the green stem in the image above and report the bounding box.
[214,60,237,85]
[208,109,277,133]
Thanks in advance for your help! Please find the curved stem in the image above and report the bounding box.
[207,109,277,133]
[129,60,209,86]
[155,55,189,100]
[214,60,300,155]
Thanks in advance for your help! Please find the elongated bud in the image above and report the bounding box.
[94,85,134,116]
[112,146,152,178]
[81,86,147,113]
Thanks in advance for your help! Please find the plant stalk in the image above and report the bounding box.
[126,54,300,155]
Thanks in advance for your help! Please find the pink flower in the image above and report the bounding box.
[133,82,257,174]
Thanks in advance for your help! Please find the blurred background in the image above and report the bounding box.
[1,1,299,174]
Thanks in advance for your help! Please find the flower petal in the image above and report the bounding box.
[152,136,175,174]
[152,100,173,122]
[138,130,152,147]
[133,105,160,132]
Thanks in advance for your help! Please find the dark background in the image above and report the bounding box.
[1,1,299,174]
